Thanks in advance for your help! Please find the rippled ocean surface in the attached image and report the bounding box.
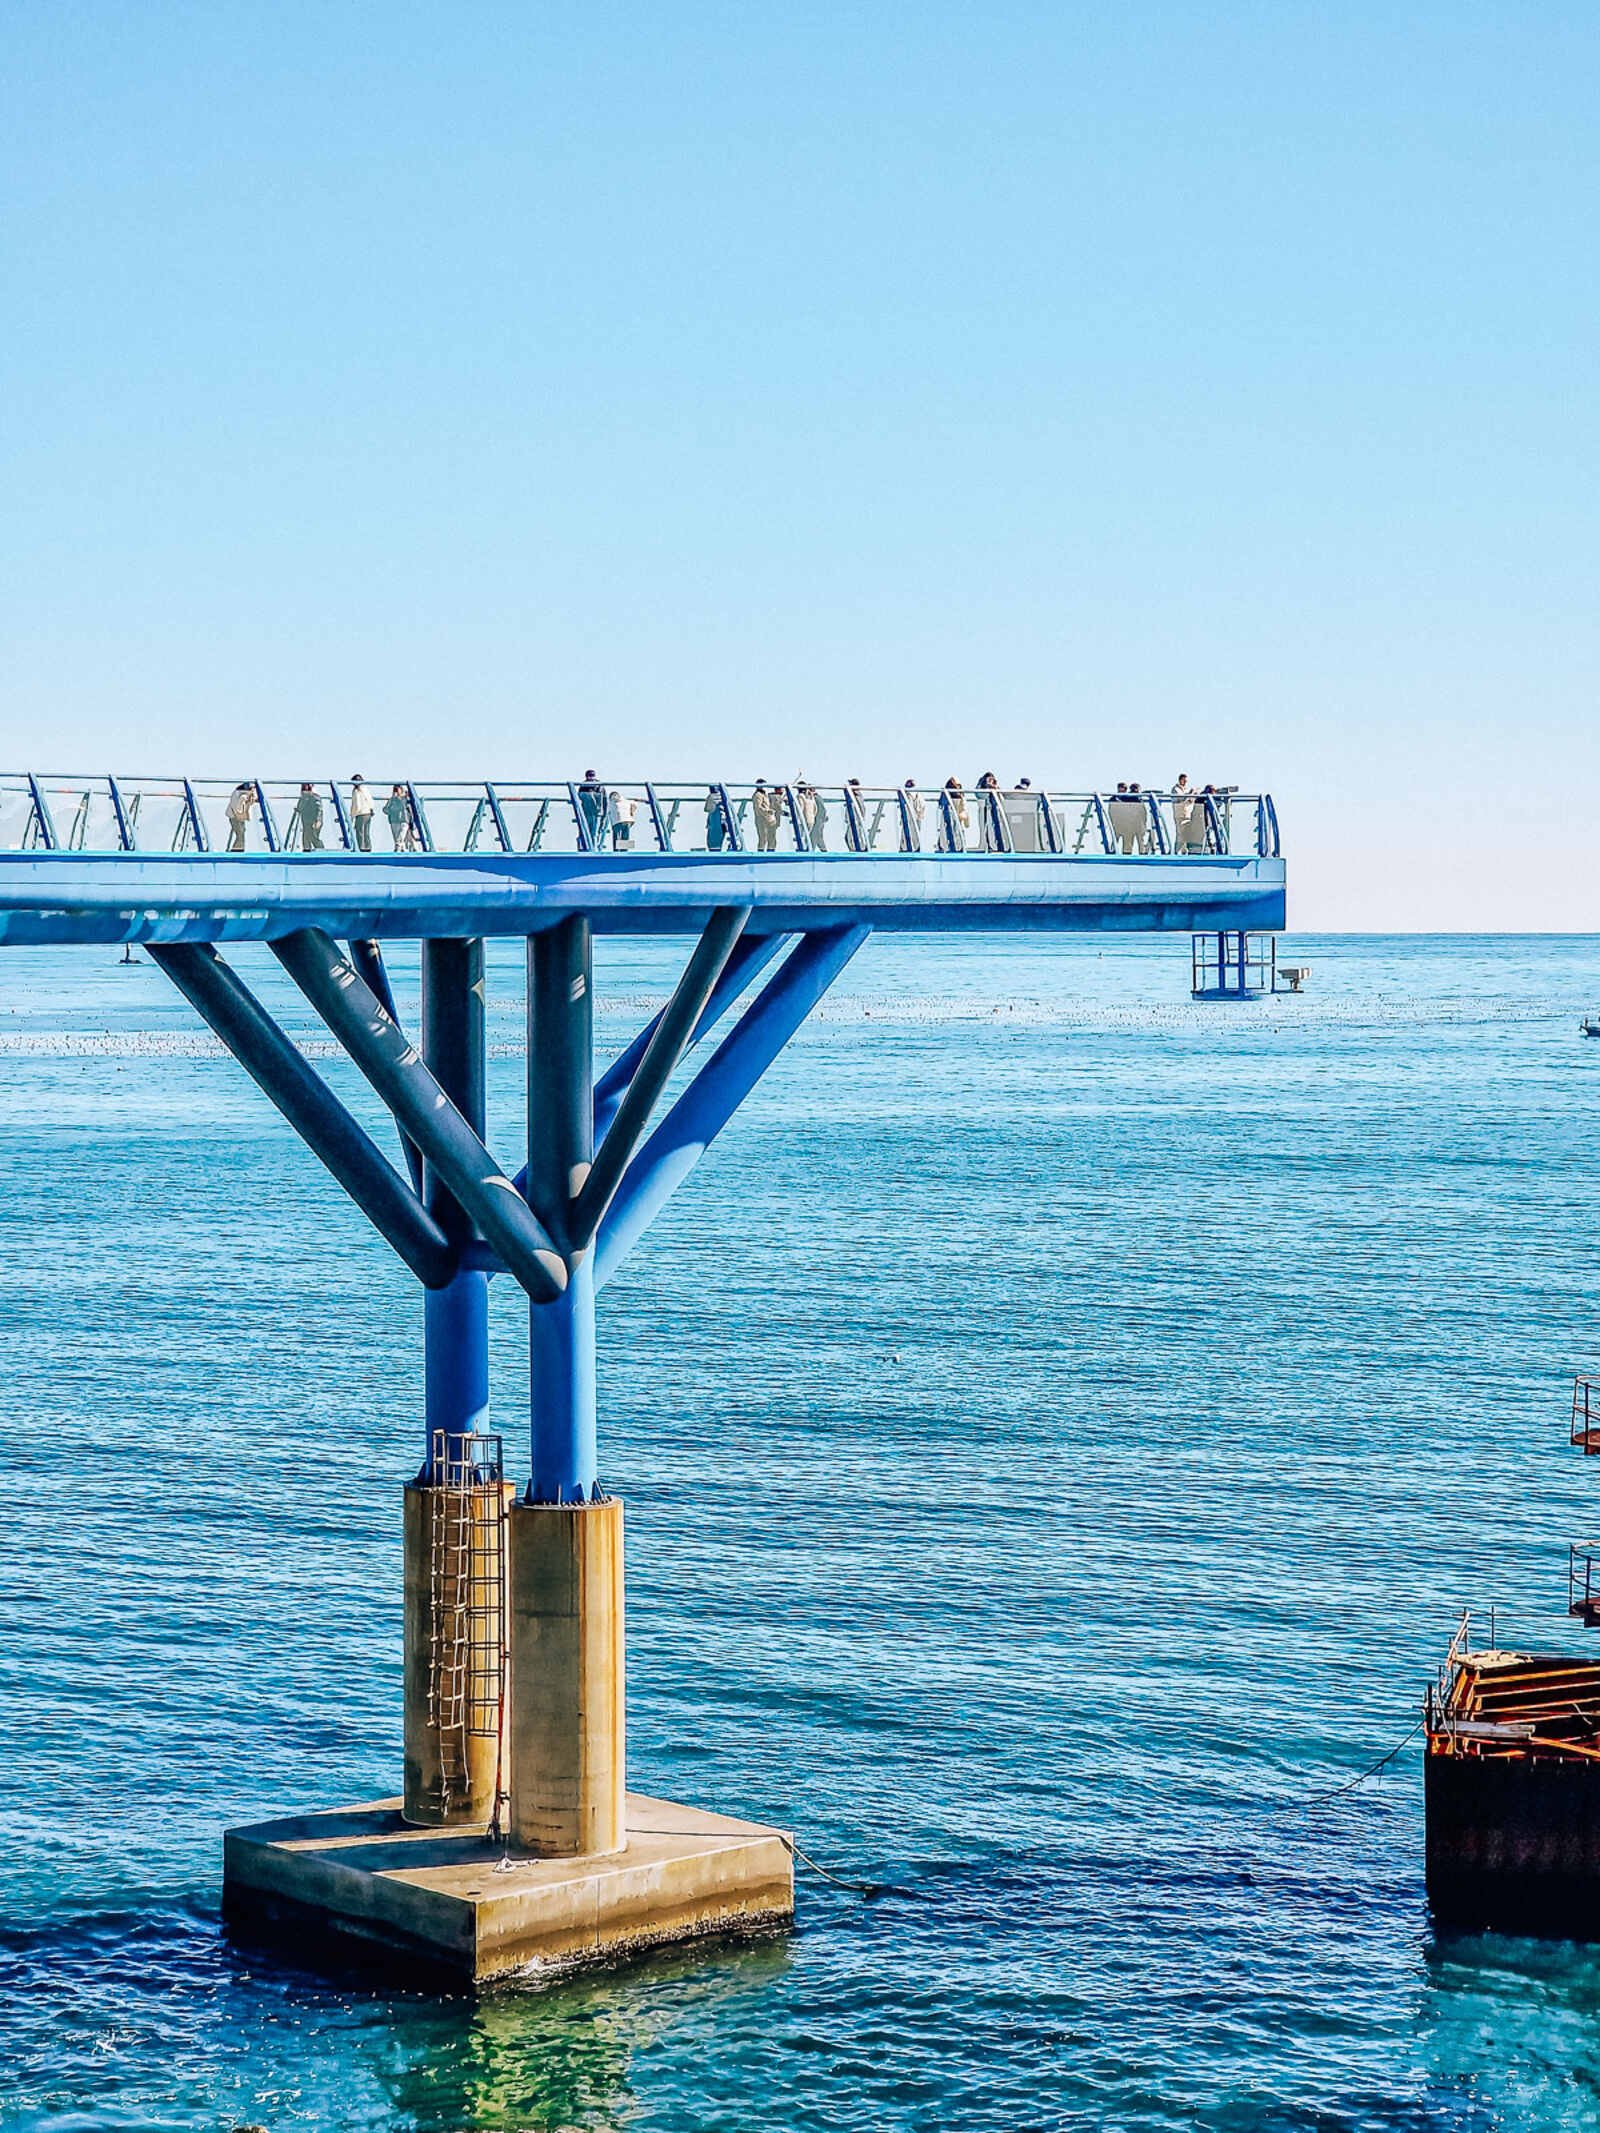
[6,932,1600,2132]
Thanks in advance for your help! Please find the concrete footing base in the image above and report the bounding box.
[223,1792,794,1984]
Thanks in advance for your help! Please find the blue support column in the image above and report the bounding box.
[421,938,490,1478]
[526,917,596,1503]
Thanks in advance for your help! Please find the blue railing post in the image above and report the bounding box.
[526,916,597,1503]
[421,938,491,1478]
[182,780,209,852]
[25,776,56,851]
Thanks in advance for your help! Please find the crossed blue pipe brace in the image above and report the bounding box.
[149,911,868,1503]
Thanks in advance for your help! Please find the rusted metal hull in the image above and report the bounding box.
[1427,1748,1600,1937]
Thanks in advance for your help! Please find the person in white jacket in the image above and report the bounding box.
[349,774,375,852]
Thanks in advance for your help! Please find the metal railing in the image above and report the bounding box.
[0,774,1281,860]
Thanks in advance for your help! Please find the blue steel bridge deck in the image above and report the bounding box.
[0,776,1284,942]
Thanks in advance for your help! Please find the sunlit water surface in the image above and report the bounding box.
[5,934,1600,2132]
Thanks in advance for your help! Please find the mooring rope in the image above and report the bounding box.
[781,1834,893,1899]
[1272,1714,1428,1815]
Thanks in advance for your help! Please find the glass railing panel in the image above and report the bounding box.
[648,783,736,853]
[834,786,900,853]
[114,780,198,852]
[735,784,804,853]
[35,777,124,851]
[182,779,257,852]
[259,780,345,852]
[410,784,502,853]
[1054,795,1108,854]
[494,784,587,855]
[0,777,43,851]
[583,783,659,853]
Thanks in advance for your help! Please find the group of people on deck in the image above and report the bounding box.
[1107,773,1223,857]
[224,777,418,852]
[218,772,1227,856]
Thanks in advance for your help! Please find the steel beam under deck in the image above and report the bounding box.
[0,849,1286,946]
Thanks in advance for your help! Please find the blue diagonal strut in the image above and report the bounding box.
[568,904,750,1252]
[271,928,567,1303]
[593,924,870,1293]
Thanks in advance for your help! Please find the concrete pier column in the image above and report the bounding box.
[508,1497,625,1856]
[404,937,505,1828]
[403,1480,510,1826]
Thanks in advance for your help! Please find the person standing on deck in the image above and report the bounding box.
[901,779,926,851]
[385,782,415,851]
[224,781,256,852]
[349,774,375,852]
[609,789,638,850]
[704,784,728,851]
[577,771,607,848]
[292,783,325,850]
[751,779,780,851]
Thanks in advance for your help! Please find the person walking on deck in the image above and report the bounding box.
[703,784,729,851]
[224,781,256,852]
[349,774,374,852]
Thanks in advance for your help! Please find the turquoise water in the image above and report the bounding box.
[5,933,1600,2131]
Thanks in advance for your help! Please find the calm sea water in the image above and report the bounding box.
[5,932,1600,2132]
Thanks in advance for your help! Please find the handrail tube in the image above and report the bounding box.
[569,905,750,1252]
[715,782,742,853]
[405,781,433,853]
[148,941,456,1288]
[254,780,279,852]
[270,927,566,1302]
[484,782,512,851]
[644,783,670,852]
[327,780,353,850]
[594,924,870,1291]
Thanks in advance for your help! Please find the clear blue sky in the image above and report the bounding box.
[4,4,1596,927]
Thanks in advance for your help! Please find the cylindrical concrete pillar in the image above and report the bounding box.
[508,1497,625,1857]
[403,1480,512,1827]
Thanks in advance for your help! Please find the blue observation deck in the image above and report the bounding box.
[0,772,1282,943]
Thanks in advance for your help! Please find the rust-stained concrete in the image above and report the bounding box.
[223,1792,793,1982]
[402,1482,513,1828]
[507,1497,624,1858]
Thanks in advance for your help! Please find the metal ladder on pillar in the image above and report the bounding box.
[426,1428,506,1811]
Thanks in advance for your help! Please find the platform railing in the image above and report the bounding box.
[0,775,1281,860]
